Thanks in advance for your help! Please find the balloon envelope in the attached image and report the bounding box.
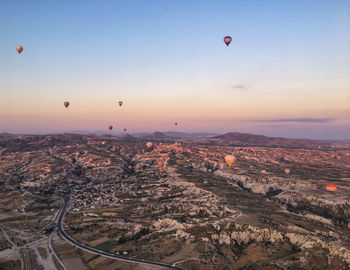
[284,169,290,175]
[261,170,266,175]
[158,161,164,171]
[224,155,235,167]
[146,142,153,149]
[16,46,23,54]
[64,101,69,108]
[118,101,123,107]
[326,183,336,192]
[108,126,113,130]
[223,36,232,46]
[174,122,178,126]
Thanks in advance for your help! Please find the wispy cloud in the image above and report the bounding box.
[251,118,336,123]
[232,84,251,90]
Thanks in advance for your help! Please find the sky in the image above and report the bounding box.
[1,0,349,139]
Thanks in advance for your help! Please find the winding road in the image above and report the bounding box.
[57,194,185,270]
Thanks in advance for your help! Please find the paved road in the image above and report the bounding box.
[57,194,185,270]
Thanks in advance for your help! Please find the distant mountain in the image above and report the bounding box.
[142,131,171,139]
[208,132,338,149]
[65,130,122,136]
[0,132,14,137]
[134,131,219,139]
[163,131,219,138]
[118,134,139,141]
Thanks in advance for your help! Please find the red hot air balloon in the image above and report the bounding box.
[174,122,178,126]
[118,101,123,107]
[108,126,113,130]
[158,161,164,171]
[123,128,127,132]
[64,101,69,108]
[326,183,336,192]
[223,36,232,46]
[16,46,23,54]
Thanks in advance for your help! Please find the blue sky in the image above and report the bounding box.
[1,0,349,139]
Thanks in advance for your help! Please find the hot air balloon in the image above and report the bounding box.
[224,155,235,167]
[348,223,350,229]
[326,183,336,192]
[158,161,164,171]
[16,46,23,54]
[101,141,105,145]
[146,142,153,149]
[311,201,317,207]
[174,122,178,126]
[261,170,266,175]
[284,169,290,175]
[128,165,132,169]
[306,196,312,202]
[223,36,232,46]
[64,101,69,108]
[268,187,274,192]
[123,128,127,132]
[118,101,123,107]
[108,126,113,131]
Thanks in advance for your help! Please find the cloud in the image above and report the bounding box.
[251,118,336,123]
[258,125,285,128]
[232,84,251,90]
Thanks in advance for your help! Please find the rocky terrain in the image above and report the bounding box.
[0,133,349,269]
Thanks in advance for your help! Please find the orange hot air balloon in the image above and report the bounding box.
[16,46,23,54]
[223,36,232,46]
[146,142,153,149]
[108,126,113,131]
[118,101,123,107]
[348,223,350,229]
[261,170,266,175]
[158,161,164,171]
[284,169,290,175]
[128,165,132,169]
[101,141,105,145]
[224,155,235,167]
[326,183,336,192]
[64,101,69,108]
